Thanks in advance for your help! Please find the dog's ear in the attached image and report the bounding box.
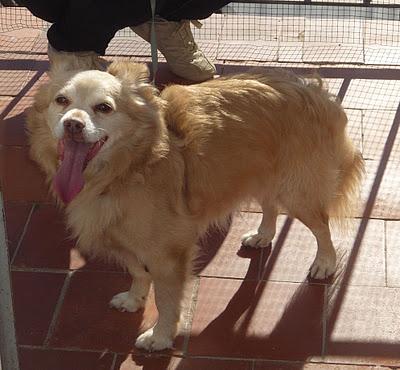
[32,81,53,112]
[107,61,150,84]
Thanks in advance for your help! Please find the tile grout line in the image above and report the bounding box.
[360,108,365,156]
[109,353,118,370]
[181,276,200,355]
[10,266,128,274]
[10,203,36,264]
[199,271,394,288]
[43,270,74,347]
[384,220,388,287]
[257,245,265,281]
[11,266,72,274]
[321,284,328,357]
[19,343,106,354]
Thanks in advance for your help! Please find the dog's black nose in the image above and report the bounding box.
[64,119,85,134]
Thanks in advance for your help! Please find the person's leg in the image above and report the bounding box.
[160,0,231,21]
[20,0,152,55]
[20,0,150,70]
[132,1,230,81]
[47,0,147,55]
[21,0,228,78]
[132,17,216,82]
[14,0,67,23]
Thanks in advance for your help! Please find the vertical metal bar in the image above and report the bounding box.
[0,192,20,370]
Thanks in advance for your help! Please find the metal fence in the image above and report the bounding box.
[1,2,400,369]
[1,1,400,65]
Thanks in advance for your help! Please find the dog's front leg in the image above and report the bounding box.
[109,253,152,312]
[135,254,187,351]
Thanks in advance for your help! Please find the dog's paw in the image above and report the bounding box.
[135,327,173,352]
[241,230,274,248]
[109,291,144,313]
[310,252,336,279]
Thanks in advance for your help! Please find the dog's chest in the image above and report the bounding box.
[67,195,123,247]
[67,188,155,252]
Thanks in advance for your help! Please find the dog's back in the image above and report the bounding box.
[161,70,363,225]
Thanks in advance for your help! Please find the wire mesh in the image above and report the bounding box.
[0,2,400,64]
[0,2,399,214]
[1,2,400,364]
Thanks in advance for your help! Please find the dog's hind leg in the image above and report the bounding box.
[297,209,336,280]
[242,199,278,248]
[109,253,152,313]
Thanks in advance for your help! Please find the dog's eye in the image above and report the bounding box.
[55,95,70,106]
[94,103,113,114]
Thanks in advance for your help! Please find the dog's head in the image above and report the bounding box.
[28,61,166,204]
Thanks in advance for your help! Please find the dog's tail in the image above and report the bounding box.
[329,110,365,226]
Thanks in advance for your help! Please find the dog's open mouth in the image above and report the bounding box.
[53,137,108,204]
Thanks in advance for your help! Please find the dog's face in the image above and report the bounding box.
[49,70,118,145]
[29,62,163,204]
[47,70,123,203]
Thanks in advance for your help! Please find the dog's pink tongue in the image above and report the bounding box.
[53,140,91,203]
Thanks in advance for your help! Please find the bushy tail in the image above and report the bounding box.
[329,137,365,226]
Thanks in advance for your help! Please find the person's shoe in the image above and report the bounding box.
[131,18,216,82]
[47,45,109,72]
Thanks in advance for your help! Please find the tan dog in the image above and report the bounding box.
[27,61,364,351]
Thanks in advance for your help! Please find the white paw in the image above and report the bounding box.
[310,253,336,279]
[241,230,274,248]
[135,327,173,352]
[109,291,144,313]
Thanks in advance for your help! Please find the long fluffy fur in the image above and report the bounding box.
[27,61,364,350]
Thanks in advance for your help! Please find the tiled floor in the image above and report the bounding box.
[1,6,400,370]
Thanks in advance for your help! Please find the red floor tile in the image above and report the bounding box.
[0,96,34,146]
[0,70,37,96]
[12,271,66,345]
[1,24,400,367]
[385,221,400,287]
[116,354,253,370]
[359,159,400,220]
[345,108,363,153]
[260,217,386,287]
[259,216,316,283]
[326,285,400,366]
[255,363,389,370]
[48,270,189,354]
[48,271,144,352]
[343,80,400,110]
[0,96,12,110]
[12,204,74,269]
[188,278,325,360]
[0,145,50,202]
[196,212,264,280]
[3,201,32,259]
[12,203,125,271]
[0,31,42,55]
[362,110,399,161]
[18,347,114,370]
[31,34,48,55]
[25,69,49,97]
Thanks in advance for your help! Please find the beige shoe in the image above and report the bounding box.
[132,18,216,82]
[47,45,109,72]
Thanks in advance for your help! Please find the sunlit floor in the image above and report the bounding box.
[1,5,400,370]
